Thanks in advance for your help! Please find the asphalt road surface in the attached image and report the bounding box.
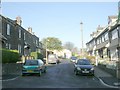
[2,59,108,88]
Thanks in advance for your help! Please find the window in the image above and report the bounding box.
[18,44,21,53]
[6,43,8,48]
[118,26,120,37]
[19,29,21,38]
[110,49,118,61]
[8,44,11,49]
[6,43,11,49]
[24,33,26,40]
[99,37,102,44]
[7,24,10,35]
[104,32,108,41]
[97,39,99,45]
[102,35,104,42]
[111,29,118,40]
[36,40,38,45]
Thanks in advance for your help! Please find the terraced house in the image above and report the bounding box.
[86,15,120,78]
[0,15,40,57]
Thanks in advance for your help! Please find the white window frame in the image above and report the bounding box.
[6,43,8,48]
[111,29,118,40]
[36,40,38,45]
[7,24,10,35]
[18,44,21,53]
[19,29,21,38]
[102,35,104,42]
[97,39,99,45]
[104,32,108,41]
[24,33,26,40]
[8,44,11,49]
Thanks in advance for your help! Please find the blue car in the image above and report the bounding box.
[22,59,47,76]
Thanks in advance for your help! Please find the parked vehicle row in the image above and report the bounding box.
[22,57,94,77]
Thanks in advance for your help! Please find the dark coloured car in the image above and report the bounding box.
[74,59,94,76]
[22,59,47,76]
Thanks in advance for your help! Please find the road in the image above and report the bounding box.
[2,59,108,88]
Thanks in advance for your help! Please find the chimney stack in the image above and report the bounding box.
[28,27,32,34]
[16,16,22,26]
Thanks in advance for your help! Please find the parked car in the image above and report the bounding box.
[22,59,47,76]
[74,59,94,76]
[48,54,59,64]
[70,56,77,63]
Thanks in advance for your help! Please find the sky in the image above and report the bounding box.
[1,2,118,49]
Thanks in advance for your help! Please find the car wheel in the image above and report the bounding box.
[74,70,79,75]
[39,70,42,76]
[22,73,25,76]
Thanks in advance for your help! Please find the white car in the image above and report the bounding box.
[48,54,59,64]
[70,56,77,63]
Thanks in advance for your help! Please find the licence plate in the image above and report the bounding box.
[82,71,89,73]
[27,70,33,72]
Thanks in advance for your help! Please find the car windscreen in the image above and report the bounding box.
[24,60,38,65]
[77,60,90,65]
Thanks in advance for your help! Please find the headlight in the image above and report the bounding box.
[77,67,81,70]
[91,67,94,70]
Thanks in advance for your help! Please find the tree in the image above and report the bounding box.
[72,47,79,56]
[41,37,63,51]
[63,42,74,51]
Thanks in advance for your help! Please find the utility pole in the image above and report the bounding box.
[80,22,83,57]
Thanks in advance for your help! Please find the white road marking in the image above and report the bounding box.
[0,76,20,82]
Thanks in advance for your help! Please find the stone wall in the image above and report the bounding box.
[2,63,22,75]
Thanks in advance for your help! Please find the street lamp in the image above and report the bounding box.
[80,22,83,57]
[46,39,49,64]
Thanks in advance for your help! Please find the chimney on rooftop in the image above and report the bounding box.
[16,16,22,26]
[28,27,32,34]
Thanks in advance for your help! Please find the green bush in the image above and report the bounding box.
[31,52,44,60]
[1,48,20,63]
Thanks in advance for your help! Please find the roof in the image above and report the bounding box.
[108,15,118,19]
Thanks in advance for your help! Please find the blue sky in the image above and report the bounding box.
[1,2,118,49]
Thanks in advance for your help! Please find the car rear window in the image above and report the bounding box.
[77,59,90,65]
[48,54,56,59]
[24,60,38,65]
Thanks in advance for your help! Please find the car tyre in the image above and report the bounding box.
[22,73,25,76]
[74,70,79,75]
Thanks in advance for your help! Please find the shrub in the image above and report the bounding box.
[1,48,20,63]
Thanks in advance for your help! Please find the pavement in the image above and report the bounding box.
[95,66,120,88]
[0,66,120,88]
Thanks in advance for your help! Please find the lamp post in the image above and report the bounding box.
[80,22,83,57]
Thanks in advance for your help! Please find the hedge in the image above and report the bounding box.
[30,52,44,60]
[1,48,20,63]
